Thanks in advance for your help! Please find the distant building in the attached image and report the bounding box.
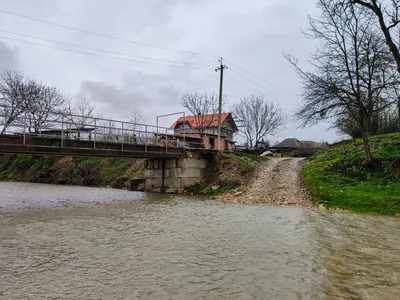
[270,138,325,157]
[170,112,238,150]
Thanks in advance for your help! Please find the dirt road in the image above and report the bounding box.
[218,157,311,206]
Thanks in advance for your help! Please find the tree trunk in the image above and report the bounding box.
[1,119,12,134]
[359,117,373,167]
[362,132,373,167]
[398,99,400,132]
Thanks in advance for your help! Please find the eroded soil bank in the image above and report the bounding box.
[0,154,311,208]
[217,158,312,207]
[0,155,146,189]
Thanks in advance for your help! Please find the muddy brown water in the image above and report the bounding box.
[0,182,399,300]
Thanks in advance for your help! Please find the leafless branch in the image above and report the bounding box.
[181,92,225,132]
[288,0,400,164]
[232,95,285,148]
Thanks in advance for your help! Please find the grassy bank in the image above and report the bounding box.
[0,151,268,194]
[0,155,145,189]
[185,151,269,196]
[303,133,400,214]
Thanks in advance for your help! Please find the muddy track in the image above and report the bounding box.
[218,158,311,206]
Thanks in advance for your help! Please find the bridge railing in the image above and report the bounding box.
[0,105,205,152]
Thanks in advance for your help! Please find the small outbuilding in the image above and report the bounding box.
[270,138,324,157]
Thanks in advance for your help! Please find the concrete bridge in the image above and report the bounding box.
[0,134,185,159]
[0,107,213,193]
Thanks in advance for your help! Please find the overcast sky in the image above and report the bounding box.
[0,0,343,144]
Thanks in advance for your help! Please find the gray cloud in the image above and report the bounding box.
[0,41,19,72]
[79,78,181,126]
[0,0,341,143]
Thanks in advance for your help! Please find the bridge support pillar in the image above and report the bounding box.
[144,151,209,193]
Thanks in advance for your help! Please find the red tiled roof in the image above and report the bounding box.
[170,113,231,129]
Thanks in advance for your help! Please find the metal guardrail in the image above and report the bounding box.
[0,105,205,154]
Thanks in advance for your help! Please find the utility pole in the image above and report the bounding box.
[216,57,227,150]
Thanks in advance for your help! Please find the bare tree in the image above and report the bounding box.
[285,0,399,165]
[129,108,144,132]
[0,70,40,133]
[65,97,99,140]
[336,107,400,137]
[26,86,66,133]
[66,97,97,129]
[351,0,400,129]
[351,0,400,71]
[181,92,223,132]
[233,95,284,148]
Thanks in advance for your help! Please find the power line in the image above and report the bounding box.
[224,58,297,95]
[0,9,219,58]
[0,29,214,68]
[0,35,215,70]
[225,73,265,95]
[228,68,277,96]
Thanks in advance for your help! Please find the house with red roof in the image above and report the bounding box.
[170,112,238,150]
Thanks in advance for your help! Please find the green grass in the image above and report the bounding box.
[221,151,268,172]
[0,155,56,181]
[100,167,116,184]
[0,154,17,171]
[78,157,105,165]
[184,182,204,194]
[222,150,270,162]
[303,133,400,215]
[282,157,293,161]
[31,157,56,173]
[0,155,139,187]
[204,184,240,196]
[222,153,253,171]
[184,182,240,196]
[183,151,268,196]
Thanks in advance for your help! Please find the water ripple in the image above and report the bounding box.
[0,182,399,299]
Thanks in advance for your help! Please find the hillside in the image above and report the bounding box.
[303,133,400,215]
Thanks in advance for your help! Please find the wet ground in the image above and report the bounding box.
[219,157,311,206]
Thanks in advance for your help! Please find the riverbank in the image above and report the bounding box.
[184,151,270,196]
[302,133,400,215]
[0,155,146,189]
[0,151,265,194]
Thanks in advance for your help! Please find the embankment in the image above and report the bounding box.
[0,151,265,193]
[180,151,270,196]
[217,157,311,206]
[0,155,146,190]
[302,133,400,215]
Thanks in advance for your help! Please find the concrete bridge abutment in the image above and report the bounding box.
[143,151,215,193]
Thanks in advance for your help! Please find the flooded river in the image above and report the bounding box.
[0,182,399,299]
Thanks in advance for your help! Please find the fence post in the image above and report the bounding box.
[121,122,124,151]
[94,118,97,150]
[145,125,148,153]
[183,112,186,149]
[109,120,111,142]
[165,128,168,153]
[156,117,159,146]
[23,112,26,146]
[61,115,64,148]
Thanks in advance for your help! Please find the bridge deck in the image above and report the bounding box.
[0,135,184,158]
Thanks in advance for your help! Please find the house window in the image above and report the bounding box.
[178,122,190,130]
